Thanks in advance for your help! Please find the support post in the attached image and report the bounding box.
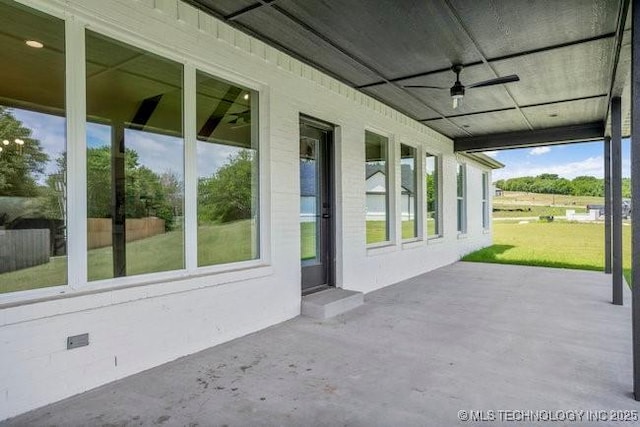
[632,0,640,401]
[611,97,623,306]
[605,137,613,274]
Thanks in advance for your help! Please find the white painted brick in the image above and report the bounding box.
[0,0,495,421]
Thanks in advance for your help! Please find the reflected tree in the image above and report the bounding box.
[0,107,48,197]
[198,149,254,224]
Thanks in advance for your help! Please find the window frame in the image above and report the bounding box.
[399,142,419,242]
[424,152,442,239]
[0,4,271,303]
[456,162,467,235]
[364,128,394,248]
[482,171,490,230]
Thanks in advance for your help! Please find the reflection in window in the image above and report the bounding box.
[86,30,184,281]
[196,71,259,266]
[457,163,467,233]
[0,1,67,293]
[300,136,318,262]
[400,144,417,240]
[365,131,389,244]
[425,153,440,238]
[482,172,490,229]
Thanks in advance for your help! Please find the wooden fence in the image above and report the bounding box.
[87,217,165,249]
[0,229,50,273]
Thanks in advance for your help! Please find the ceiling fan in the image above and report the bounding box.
[403,65,520,109]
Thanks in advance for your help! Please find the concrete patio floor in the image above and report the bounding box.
[3,262,638,426]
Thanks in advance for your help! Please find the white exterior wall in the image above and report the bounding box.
[0,0,494,420]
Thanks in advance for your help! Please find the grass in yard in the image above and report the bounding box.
[1,220,256,294]
[463,221,632,285]
[495,191,604,207]
[492,204,585,218]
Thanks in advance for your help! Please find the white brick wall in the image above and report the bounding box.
[0,0,494,419]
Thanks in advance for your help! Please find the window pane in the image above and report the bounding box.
[86,31,184,281]
[482,172,490,229]
[196,71,259,266]
[400,144,417,240]
[0,1,66,293]
[425,153,440,237]
[457,163,466,233]
[365,131,388,244]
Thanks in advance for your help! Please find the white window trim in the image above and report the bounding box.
[365,127,395,250]
[482,171,490,231]
[425,151,443,240]
[398,140,421,243]
[0,0,273,307]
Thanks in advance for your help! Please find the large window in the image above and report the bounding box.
[365,131,389,244]
[457,162,467,234]
[400,144,417,240]
[425,153,441,238]
[86,31,184,280]
[482,171,490,230]
[196,71,259,266]
[0,1,67,294]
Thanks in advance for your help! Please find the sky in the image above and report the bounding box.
[482,139,631,182]
[10,107,237,182]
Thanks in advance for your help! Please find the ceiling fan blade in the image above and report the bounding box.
[467,74,520,89]
[403,85,449,90]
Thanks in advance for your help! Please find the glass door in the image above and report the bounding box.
[300,117,333,293]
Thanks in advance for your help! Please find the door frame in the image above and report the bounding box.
[299,114,336,293]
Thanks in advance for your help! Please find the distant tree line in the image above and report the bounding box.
[495,173,631,198]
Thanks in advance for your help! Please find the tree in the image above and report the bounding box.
[198,149,255,223]
[0,107,49,196]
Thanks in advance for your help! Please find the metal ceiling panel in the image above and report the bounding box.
[399,65,515,116]
[189,0,258,17]
[235,6,383,86]
[448,0,619,59]
[490,38,615,106]
[271,0,482,80]
[522,97,606,129]
[422,119,467,139]
[448,109,530,135]
[361,84,440,121]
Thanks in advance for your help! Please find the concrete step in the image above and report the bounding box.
[301,288,364,320]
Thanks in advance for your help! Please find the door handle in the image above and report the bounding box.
[322,214,331,219]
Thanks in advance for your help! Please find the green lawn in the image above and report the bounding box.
[463,221,632,285]
[1,220,256,294]
[492,204,586,218]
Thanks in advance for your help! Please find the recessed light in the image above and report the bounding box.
[243,93,249,101]
[25,40,44,48]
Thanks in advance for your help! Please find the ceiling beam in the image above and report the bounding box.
[420,94,607,122]
[357,32,616,90]
[226,0,278,21]
[454,122,605,152]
